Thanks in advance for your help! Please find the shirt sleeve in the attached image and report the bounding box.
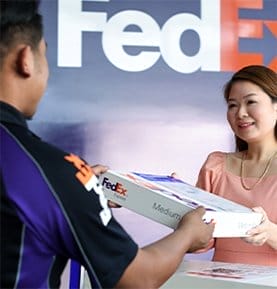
[196,151,225,194]
[42,150,139,288]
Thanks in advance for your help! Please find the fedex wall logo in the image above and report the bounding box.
[102,177,128,198]
[58,0,276,73]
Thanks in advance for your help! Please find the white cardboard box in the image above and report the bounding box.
[99,171,262,237]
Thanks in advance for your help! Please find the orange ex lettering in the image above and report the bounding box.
[102,177,127,196]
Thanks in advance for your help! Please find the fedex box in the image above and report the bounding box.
[99,171,262,237]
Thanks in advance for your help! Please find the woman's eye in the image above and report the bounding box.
[247,100,257,105]
[228,103,237,109]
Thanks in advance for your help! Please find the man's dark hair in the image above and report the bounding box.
[0,0,43,66]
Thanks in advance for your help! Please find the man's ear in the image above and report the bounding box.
[16,46,34,77]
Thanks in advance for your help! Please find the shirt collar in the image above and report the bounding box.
[0,101,28,128]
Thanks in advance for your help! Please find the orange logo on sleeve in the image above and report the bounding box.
[65,153,112,225]
[64,153,93,187]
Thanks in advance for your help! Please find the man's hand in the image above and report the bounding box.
[177,206,215,253]
[91,164,109,176]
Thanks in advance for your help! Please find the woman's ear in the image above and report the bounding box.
[16,46,34,77]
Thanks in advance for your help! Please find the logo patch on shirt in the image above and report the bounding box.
[64,153,112,225]
[64,153,94,190]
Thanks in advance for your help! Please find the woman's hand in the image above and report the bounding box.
[242,207,277,249]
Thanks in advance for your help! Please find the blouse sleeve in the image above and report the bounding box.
[194,151,226,251]
[196,151,225,193]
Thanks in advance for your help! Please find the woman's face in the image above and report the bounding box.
[226,80,277,144]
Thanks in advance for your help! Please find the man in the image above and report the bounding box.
[0,1,214,288]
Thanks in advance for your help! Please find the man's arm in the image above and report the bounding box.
[116,206,215,288]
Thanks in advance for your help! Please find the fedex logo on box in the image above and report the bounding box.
[58,0,276,73]
[102,177,128,198]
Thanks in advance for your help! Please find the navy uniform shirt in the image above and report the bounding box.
[0,101,138,289]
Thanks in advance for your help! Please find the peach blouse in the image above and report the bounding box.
[196,151,277,266]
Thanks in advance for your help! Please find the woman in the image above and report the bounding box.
[196,65,277,266]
